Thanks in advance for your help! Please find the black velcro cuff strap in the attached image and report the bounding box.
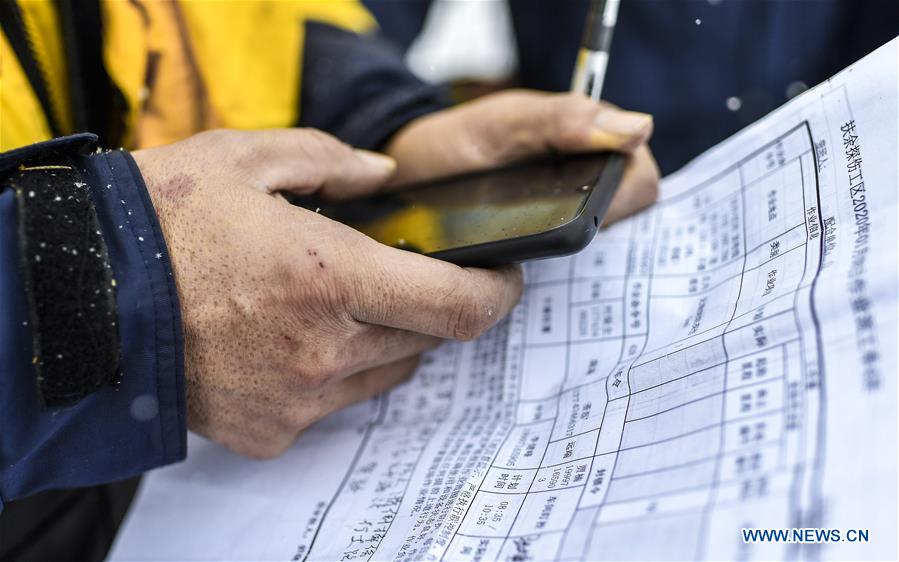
[9,160,120,407]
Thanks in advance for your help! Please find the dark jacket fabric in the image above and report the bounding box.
[1,139,186,505]
[365,0,899,175]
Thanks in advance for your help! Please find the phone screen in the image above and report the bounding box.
[320,153,612,254]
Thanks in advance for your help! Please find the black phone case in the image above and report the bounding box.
[428,153,625,268]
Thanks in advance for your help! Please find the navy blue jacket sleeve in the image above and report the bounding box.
[0,136,186,508]
[299,21,450,150]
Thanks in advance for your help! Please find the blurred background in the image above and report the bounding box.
[364,0,898,175]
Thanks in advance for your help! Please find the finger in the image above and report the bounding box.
[286,355,422,432]
[344,238,524,340]
[326,354,421,410]
[226,128,396,199]
[386,91,653,185]
[208,355,422,460]
[603,144,660,225]
[338,326,442,380]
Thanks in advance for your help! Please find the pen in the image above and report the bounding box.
[570,0,621,101]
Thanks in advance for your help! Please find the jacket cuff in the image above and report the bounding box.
[80,149,187,467]
[0,142,185,504]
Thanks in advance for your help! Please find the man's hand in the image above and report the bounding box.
[134,92,659,461]
[133,129,522,459]
[386,90,660,224]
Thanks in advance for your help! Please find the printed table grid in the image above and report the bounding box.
[441,122,826,561]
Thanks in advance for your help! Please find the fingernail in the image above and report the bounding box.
[355,149,397,172]
[591,111,653,149]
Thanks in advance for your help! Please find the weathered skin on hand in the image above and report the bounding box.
[132,129,521,459]
[145,172,197,208]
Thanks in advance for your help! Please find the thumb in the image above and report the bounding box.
[589,103,654,153]
[528,92,654,155]
[243,128,396,200]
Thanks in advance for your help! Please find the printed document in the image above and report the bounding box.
[111,38,898,561]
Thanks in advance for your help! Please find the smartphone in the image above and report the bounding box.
[303,152,624,267]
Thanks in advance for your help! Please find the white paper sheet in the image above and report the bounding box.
[111,38,898,561]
